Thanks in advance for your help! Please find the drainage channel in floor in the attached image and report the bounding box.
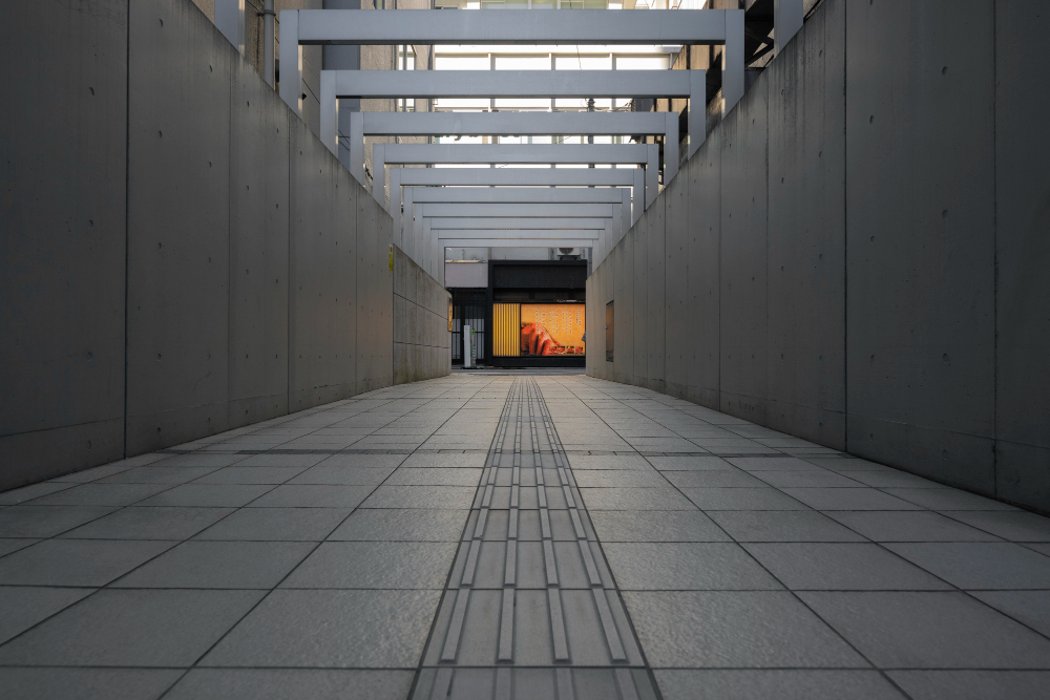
[411,378,661,700]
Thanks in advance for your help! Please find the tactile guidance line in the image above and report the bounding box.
[411,378,660,700]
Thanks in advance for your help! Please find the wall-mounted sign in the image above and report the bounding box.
[493,302,585,357]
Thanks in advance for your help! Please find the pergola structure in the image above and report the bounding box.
[214,3,805,271]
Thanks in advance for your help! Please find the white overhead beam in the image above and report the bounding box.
[295,9,732,45]
[325,69,694,99]
[377,143,654,166]
[322,72,696,182]
[393,168,638,187]
[359,110,674,137]
[427,217,608,230]
[442,239,596,249]
[436,230,601,240]
[407,187,630,204]
[216,0,245,54]
[282,8,743,138]
[774,0,805,56]
[374,143,657,214]
[389,166,645,230]
[418,203,615,218]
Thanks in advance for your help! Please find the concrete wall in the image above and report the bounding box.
[588,0,1050,513]
[394,247,452,385]
[0,0,447,491]
[0,0,129,480]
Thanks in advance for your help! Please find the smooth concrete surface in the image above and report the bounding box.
[587,0,1050,514]
[0,0,447,492]
[2,373,1050,699]
[844,0,996,495]
[126,0,236,452]
[393,248,452,385]
[993,0,1050,509]
[0,0,129,490]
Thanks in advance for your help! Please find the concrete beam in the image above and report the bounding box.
[774,0,805,55]
[427,217,608,230]
[406,187,630,204]
[295,9,734,45]
[394,167,639,187]
[323,75,693,183]
[375,143,658,214]
[442,239,596,248]
[281,7,742,140]
[418,203,615,218]
[435,230,601,240]
[216,0,245,54]
[390,166,645,228]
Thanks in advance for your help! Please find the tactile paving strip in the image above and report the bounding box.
[411,379,660,700]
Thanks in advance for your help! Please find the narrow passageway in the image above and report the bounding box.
[1,373,1050,699]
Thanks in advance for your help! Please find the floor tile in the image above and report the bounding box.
[384,468,482,486]
[573,470,670,487]
[202,589,440,668]
[588,510,730,542]
[646,456,733,471]
[751,470,863,488]
[782,488,921,511]
[681,487,809,511]
[604,543,781,590]
[361,485,476,509]
[578,487,697,510]
[327,508,467,541]
[942,510,1050,542]
[0,506,116,537]
[882,488,1018,511]
[194,466,309,484]
[0,482,77,505]
[112,540,313,589]
[137,484,273,507]
[281,541,457,589]
[398,453,485,469]
[800,591,1050,668]
[0,589,262,666]
[195,507,350,541]
[0,587,92,644]
[886,542,1050,589]
[972,590,1050,637]
[655,670,905,700]
[727,457,818,471]
[828,511,1001,542]
[623,591,865,668]
[233,454,328,467]
[286,466,394,485]
[662,470,766,488]
[744,543,949,590]
[0,668,181,700]
[60,506,234,540]
[840,470,942,488]
[0,539,173,586]
[567,455,654,470]
[96,466,219,484]
[150,453,245,468]
[888,670,1050,700]
[28,483,172,507]
[248,485,373,508]
[709,510,864,542]
[164,669,414,700]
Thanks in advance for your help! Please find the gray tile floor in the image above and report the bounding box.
[0,373,1049,699]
